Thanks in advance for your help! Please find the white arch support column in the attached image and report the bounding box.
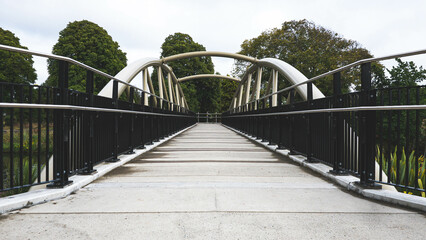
[255,67,262,109]
[244,73,252,105]
[157,67,164,108]
[167,73,173,104]
[175,83,180,106]
[237,85,244,109]
[272,69,278,107]
[143,69,149,106]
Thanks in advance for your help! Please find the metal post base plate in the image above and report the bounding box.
[106,158,120,163]
[354,181,382,189]
[125,150,135,155]
[329,169,349,176]
[79,169,97,175]
[47,180,73,189]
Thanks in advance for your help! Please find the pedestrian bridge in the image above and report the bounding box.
[0,44,425,239]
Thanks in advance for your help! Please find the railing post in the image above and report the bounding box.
[305,82,316,162]
[288,89,296,155]
[358,63,380,188]
[138,91,146,149]
[268,96,273,145]
[256,100,261,140]
[261,98,268,142]
[48,60,72,188]
[330,72,346,174]
[277,92,285,149]
[126,87,135,154]
[147,95,154,145]
[81,70,96,174]
[107,80,120,162]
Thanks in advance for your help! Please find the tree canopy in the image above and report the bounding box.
[0,27,37,84]
[218,77,239,112]
[45,20,127,93]
[373,58,426,88]
[234,19,381,96]
[157,33,220,112]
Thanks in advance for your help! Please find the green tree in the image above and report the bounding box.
[234,19,383,96]
[156,33,220,112]
[0,27,37,84]
[45,20,127,93]
[374,58,426,156]
[219,76,239,112]
[385,58,426,87]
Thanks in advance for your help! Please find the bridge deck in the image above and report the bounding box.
[0,123,424,239]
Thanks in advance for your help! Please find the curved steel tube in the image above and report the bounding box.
[178,74,240,83]
[162,51,257,63]
[98,58,188,108]
[231,58,325,109]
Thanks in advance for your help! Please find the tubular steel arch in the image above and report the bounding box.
[162,51,257,63]
[178,74,240,83]
[230,58,325,110]
[98,51,324,112]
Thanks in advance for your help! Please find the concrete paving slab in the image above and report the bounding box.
[1,212,424,240]
[1,123,425,239]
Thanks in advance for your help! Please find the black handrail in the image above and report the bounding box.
[0,47,196,194]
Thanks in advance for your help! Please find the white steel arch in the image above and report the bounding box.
[178,74,240,83]
[98,51,325,111]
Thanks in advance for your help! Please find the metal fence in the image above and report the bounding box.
[223,56,426,194]
[0,48,195,193]
[196,113,221,123]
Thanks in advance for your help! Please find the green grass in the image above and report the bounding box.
[2,124,53,153]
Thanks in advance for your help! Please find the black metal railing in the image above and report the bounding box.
[223,56,426,194]
[0,47,195,194]
[196,112,221,123]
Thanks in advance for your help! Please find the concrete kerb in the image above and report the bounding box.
[0,124,196,214]
[222,124,426,213]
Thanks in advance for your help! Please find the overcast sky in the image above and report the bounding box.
[1,0,425,85]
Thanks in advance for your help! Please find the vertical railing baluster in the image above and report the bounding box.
[358,62,378,188]
[378,90,384,182]
[28,86,33,185]
[306,82,316,162]
[396,88,401,185]
[37,87,41,183]
[404,88,410,186]
[45,88,50,182]
[330,72,346,174]
[288,89,296,155]
[48,60,72,188]
[387,89,392,183]
[127,87,135,154]
[10,85,14,189]
[0,85,3,190]
[107,80,120,162]
[81,70,96,174]
[19,85,23,187]
[268,96,273,145]
[414,87,419,189]
[138,91,146,149]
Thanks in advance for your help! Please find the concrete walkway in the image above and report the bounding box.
[0,123,424,239]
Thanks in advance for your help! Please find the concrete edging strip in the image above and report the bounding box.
[223,124,426,213]
[0,124,196,214]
